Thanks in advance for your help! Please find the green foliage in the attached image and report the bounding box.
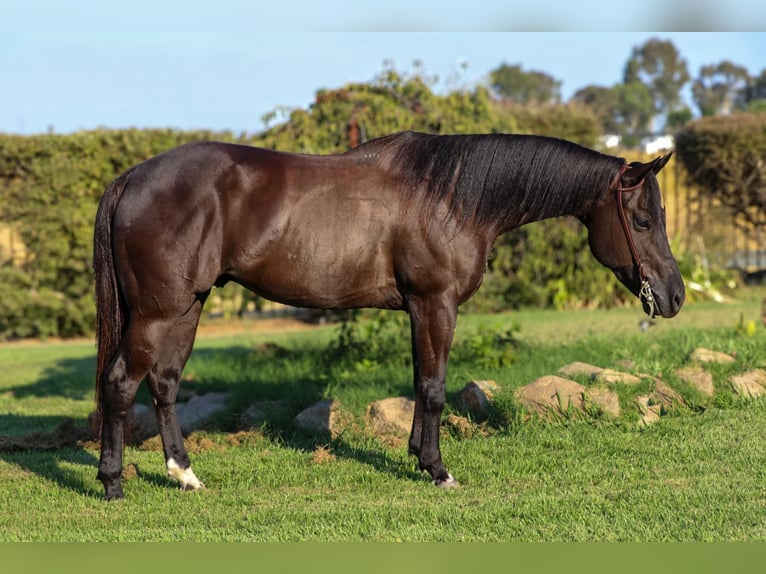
[489,63,562,104]
[675,114,766,228]
[572,82,654,143]
[325,309,520,377]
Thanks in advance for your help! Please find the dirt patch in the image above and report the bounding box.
[310,445,336,464]
[122,462,140,480]
[185,433,225,454]
[443,413,490,439]
[225,429,265,447]
[138,435,163,452]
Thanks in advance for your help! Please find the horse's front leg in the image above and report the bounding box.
[407,294,459,487]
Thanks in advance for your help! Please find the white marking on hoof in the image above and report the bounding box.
[434,473,460,488]
[166,458,205,492]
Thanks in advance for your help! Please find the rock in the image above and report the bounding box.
[596,369,642,386]
[455,380,500,420]
[294,399,342,437]
[729,370,766,399]
[634,382,686,427]
[132,392,231,442]
[177,392,230,434]
[615,359,636,371]
[557,362,603,380]
[365,397,415,436]
[689,348,735,364]
[514,375,588,419]
[675,365,714,397]
[588,387,621,417]
[132,403,155,442]
[651,381,687,409]
[635,395,662,426]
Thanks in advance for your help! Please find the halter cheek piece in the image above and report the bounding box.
[614,164,656,319]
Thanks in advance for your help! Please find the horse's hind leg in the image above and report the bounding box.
[97,317,174,500]
[145,301,206,492]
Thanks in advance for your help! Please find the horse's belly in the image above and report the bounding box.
[235,221,402,309]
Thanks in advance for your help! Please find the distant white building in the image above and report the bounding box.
[642,134,674,155]
[598,133,621,149]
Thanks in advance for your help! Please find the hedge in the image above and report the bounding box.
[675,113,766,228]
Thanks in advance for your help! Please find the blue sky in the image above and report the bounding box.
[2,2,765,135]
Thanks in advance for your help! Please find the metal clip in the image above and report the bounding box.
[639,280,656,320]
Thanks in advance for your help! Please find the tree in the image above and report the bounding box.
[614,81,655,142]
[624,37,690,130]
[744,69,766,112]
[572,82,653,145]
[691,60,750,116]
[572,85,621,133]
[489,63,561,104]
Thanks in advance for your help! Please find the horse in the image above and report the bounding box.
[93,131,684,500]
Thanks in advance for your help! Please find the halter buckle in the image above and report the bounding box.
[639,279,656,320]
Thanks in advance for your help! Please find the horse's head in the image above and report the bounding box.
[585,153,684,319]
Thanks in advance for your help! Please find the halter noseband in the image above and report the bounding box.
[615,164,656,319]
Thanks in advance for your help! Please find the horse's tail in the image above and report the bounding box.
[93,169,132,417]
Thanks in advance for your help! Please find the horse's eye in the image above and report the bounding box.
[633,216,651,231]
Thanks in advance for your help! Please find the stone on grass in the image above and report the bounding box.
[634,381,686,427]
[557,362,603,380]
[596,369,642,386]
[514,376,588,419]
[455,380,500,421]
[635,395,662,427]
[651,380,687,409]
[689,348,735,364]
[675,365,714,397]
[587,387,621,417]
[729,370,766,399]
[294,399,342,437]
[365,397,415,436]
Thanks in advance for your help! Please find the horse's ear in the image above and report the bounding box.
[621,152,673,187]
[621,161,655,187]
[651,152,672,174]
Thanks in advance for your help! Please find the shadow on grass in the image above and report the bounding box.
[5,355,95,401]
[1,340,422,497]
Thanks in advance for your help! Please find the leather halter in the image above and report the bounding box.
[615,164,656,319]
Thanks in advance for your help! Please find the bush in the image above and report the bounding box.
[675,114,766,228]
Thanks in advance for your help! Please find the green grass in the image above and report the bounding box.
[2,291,766,541]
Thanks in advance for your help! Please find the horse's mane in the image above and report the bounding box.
[369,131,626,230]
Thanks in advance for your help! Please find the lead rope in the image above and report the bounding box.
[615,164,656,320]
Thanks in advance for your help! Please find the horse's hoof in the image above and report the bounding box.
[180,481,206,492]
[104,488,125,501]
[433,474,460,488]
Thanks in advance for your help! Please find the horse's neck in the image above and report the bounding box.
[494,183,601,235]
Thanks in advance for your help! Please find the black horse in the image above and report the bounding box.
[93,131,684,499]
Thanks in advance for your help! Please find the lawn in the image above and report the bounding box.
[2,290,766,541]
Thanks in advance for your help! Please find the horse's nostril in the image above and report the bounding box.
[672,287,685,313]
